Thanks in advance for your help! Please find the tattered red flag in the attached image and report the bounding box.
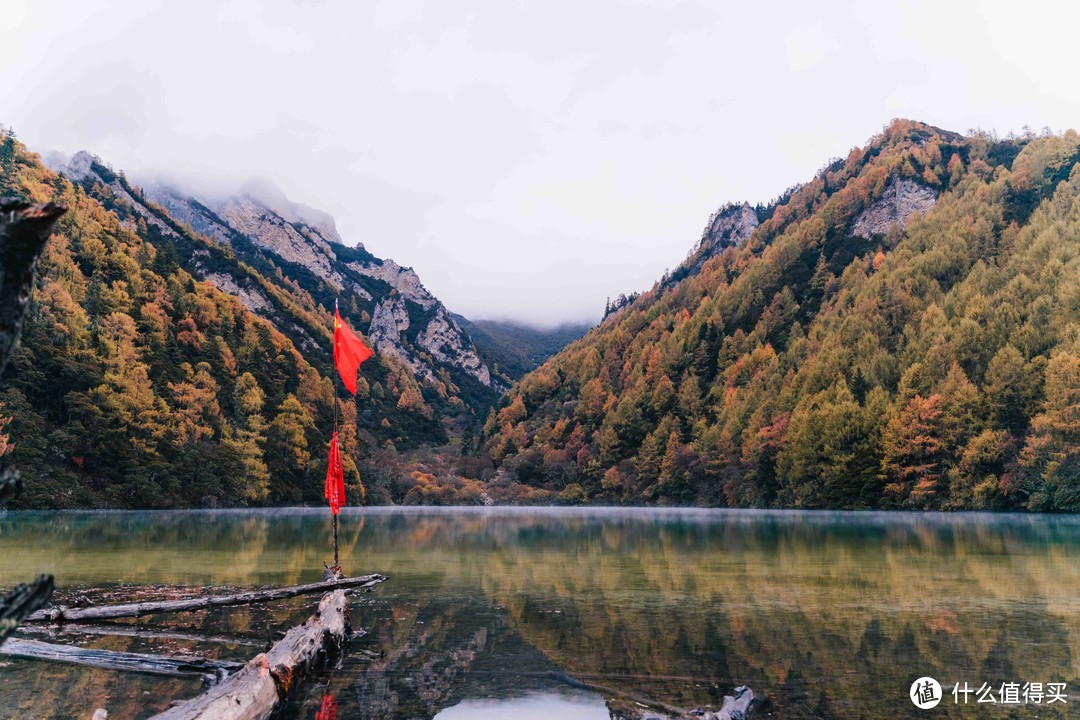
[333,308,372,395]
[324,431,345,515]
[315,693,338,720]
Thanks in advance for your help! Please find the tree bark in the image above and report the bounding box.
[0,198,66,373]
[0,198,65,642]
[149,589,350,720]
[0,638,242,684]
[25,574,386,624]
[0,575,55,645]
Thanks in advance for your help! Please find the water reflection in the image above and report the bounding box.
[0,508,1077,719]
[434,690,608,719]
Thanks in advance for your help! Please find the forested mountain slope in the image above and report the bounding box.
[483,120,1080,511]
[0,130,476,508]
[44,151,504,413]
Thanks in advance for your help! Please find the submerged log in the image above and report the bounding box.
[17,621,263,647]
[150,589,350,720]
[0,638,242,683]
[25,574,386,624]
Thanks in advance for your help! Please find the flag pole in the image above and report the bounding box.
[332,299,340,571]
[327,299,370,577]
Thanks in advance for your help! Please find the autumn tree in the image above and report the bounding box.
[881,394,947,508]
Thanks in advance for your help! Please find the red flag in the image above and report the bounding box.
[315,693,338,720]
[333,308,372,395]
[324,431,345,515]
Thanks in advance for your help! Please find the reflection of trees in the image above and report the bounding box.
[2,510,1078,719]
[345,511,1080,719]
[283,593,602,720]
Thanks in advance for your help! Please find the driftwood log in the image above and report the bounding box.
[149,589,351,720]
[26,574,386,624]
[0,638,242,684]
[704,685,756,720]
[17,621,263,648]
[0,198,65,642]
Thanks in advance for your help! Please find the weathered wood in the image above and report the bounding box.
[0,198,65,642]
[0,575,55,644]
[17,621,263,647]
[0,197,66,374]
[150,590,350,720]
[0,638,242,684]
[26,574,386,624]
[704,685,756,720]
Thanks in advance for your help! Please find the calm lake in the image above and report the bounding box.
[0,508,1078,719]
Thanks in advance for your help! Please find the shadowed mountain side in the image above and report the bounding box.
[452,315,593,383]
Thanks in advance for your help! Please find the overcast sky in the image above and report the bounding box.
[2,0,1078,325]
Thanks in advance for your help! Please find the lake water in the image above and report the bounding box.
[0,508,1078,719]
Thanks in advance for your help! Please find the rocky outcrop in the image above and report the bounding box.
[42,150,93,182]
[851,178,937,239]
[368,297,435,383]
[367,298,499,389]
[202,272,273,313]
[143,186,234,245]
[700,202,759,252]
[417,307,494,387]
[238,177,345,247]
[673,203,760,282]
[216,194,345,287]
[348,259,436,309]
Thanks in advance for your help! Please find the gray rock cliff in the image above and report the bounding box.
[852,178,937,239]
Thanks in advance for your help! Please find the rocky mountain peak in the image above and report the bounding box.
[699,202,759,252]
[42,150,97,181]
[237,177,346,247]
[666,202,759,284]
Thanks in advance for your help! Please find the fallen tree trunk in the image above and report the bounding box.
[149,589,350,720]
[0,638,242,684]
[17,622,263,647]
[705,685,757,720]
[25,574,386,624]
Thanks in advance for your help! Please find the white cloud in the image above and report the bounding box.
[786,22,836,72]
[1,0,1077,324]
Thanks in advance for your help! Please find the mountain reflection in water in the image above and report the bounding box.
[0,507,1077,719]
